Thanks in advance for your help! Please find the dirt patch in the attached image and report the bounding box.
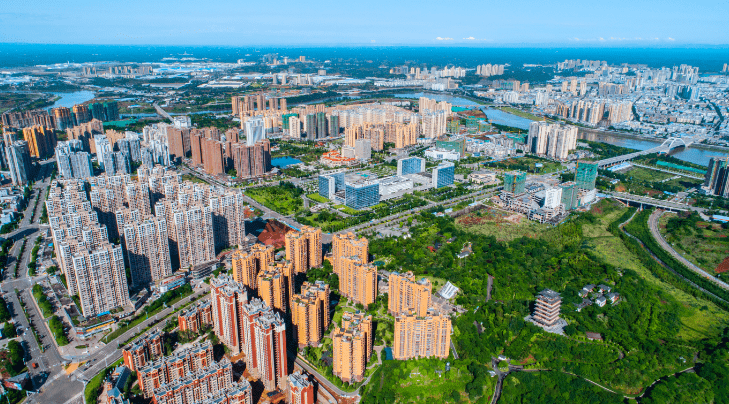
[505,214,523,224]
[460,109,486,118]
[715,256,729,274]
[615,185,627,192]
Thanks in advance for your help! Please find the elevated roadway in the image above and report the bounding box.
[597,136,699,168]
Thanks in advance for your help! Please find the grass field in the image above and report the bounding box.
[581,205,729,340]
[456,206,548,242]
[306,193,329,203]
[659,212,729,274]
[246,185,303,215]
[498,106,543,121]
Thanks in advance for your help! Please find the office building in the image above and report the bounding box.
[23,125,57,158]
[393,310,451,360]
[287,372,315,404]
[345,180,380,210]
[318,172,345,199]
[575,160,599,191]
[338,256,377,308]
[532,289,562,327]
[432,161,455,188]
[285,226,322,274]
[333,312,372,382]
[240,297,288,391]
[231,244,274,290]
[291,281,330,348]
[210,275,249,355]
[5,141,32,185]
[388,271,431,317]
[527,121,578,160]
[118,213,172,287]
[397,157,425,176]
[231,139,271,178]
[504,171,527,195]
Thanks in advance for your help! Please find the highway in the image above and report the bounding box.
[630,163,704,180]
[596,136,698,168]
[648,210,729,291]
[607,191,696,212]
[153,102,173,121]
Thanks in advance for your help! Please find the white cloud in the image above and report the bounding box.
[436,37,444,40]
[463,36,475,40]
[599,37,605,41]
[668,37,675,41]
[371,39,376,43]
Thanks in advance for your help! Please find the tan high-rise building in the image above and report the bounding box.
[393,310,451,360]
[23,125,56,158]
[332,312,372,382]
[210,275,249,355]
[240,297,288,391]
[231,244,274,289]
[285,226,322,274]
[338,256,377,308]
[388,271,432,317]
[332,232,368,275]
[257,261,293,313]
[291,281,330,348]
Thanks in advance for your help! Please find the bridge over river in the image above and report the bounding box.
[597,136,702,168]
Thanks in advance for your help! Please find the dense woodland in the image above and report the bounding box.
[362,200,729,403]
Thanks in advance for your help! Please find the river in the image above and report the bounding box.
[392,91,726,167]
[48,91,96,109]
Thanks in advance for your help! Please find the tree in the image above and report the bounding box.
[3,322,16,338]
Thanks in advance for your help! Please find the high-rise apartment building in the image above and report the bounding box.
[210,275,249,355]
[72,104,92,126]
[560,181,578,210]
[52,107,74,130]
[533,289,562,327]
[71,242,131,317]
[209,189,248,250]
[22,125,57,158]
[231,244,274,289]
[333,312,372,382]
[66,119,103,153]
[575,160,599,191]
[244,117,265,146]
[122,328,164,372]
[393,310,451,360]
[240,297,288,391]
[337,256,377,308]
[332,232,369,274]
[5,141,32,185]
[56,140,93,179]
[291,281,330,348]
[704,157,729,197]
[231,139,271,178]
[118,212,172,287]
[285,226,322,274]
[527,121,578,160]
[178,299,213,334]
[388,271,431,317]
[257,261,294,314]
[46,180,131,317]
[287,372,315,404]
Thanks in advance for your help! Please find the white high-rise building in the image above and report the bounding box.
[245,117,265,146]
[289,116,301,139]
[6,140,32,185]
[543,187,563,209]
[119,212,172,286]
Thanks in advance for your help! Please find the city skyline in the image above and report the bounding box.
[2,0,729,46]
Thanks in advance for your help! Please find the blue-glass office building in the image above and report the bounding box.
[318,172,345,199]
[432,162,455,188]
[345,181,380,209]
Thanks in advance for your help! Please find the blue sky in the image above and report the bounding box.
[1,0,728,45]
